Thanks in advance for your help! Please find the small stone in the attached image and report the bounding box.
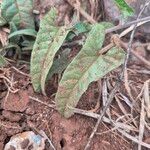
[25,107,35,115]
[20,138,30,149]
[2,110,22,122]
[4,131,45,150]
[8,145,16,150]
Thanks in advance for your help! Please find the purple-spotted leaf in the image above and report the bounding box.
[55,23,125,118]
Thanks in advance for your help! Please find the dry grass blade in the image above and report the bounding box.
[118,129,150,149]
[133,69,150,75]
[143,80,150,118]
[105,16,150,34]
[130,50,150,67]
[119,20,150,37]
[115,95,129,116]
[72,107,137,132]
[11,66,30,77]
[124,69,134,101]
[119,93,133,108]
[138,97,146,150]
[102,79,110,116]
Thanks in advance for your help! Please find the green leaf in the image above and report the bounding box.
[0,55,7,67]
[30,8,62,92]
[73,22,91,35]
[1,43,21,58]
[66,22,91,41]
[9,22,19,43]
[1,0,35,29]
[55,23,125,118]
[8,29,37,39]
[0,16,7,26]
[40,27,70,95]
[47,49,71,79]
[114,0,134,18]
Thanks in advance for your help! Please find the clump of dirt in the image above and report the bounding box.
[1,90,29,112]
[2,110,23,122]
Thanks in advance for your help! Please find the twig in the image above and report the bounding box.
[120,42,150,67]
[105,16,150,34]
[132,69,150,75]
[84,1,150,149]
[102,79,110,117]
[29,96,56,109]
[138,97,146,150]
[11,66,30,77]
[118,129,150,149]
[143,80,150,118]
[71,107,137,132]
[66,0,96,23]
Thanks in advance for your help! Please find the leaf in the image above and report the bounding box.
[30,8,61,92]
[0,55,7,67]
[114,0,134,18]
[66,22,91,41]
[1,43,21,58]
[40,27,70,95]
[21,40,35,51]
[8,29,37,39]
[1,0,35,29]
[47,49,71,79]
[55,23,125,118]
[73,22,91,34]
[9,22,19,43]
[0,16,7,26]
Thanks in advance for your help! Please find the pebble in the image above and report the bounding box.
[4,131,45,150]
[25,107,35,115]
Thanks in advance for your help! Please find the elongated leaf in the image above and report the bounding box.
[40,27,70,95]
[0,16,7,26]
[55,23,125,118]
[47,49,71,79]
[30,8,59,91]
[1,0,35,29]
[9,22,20,43]
[8,29,37,39]
[114,0,134,17]
[42,49,70,94]
[0,55,7,67]
[66,22,91,41]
